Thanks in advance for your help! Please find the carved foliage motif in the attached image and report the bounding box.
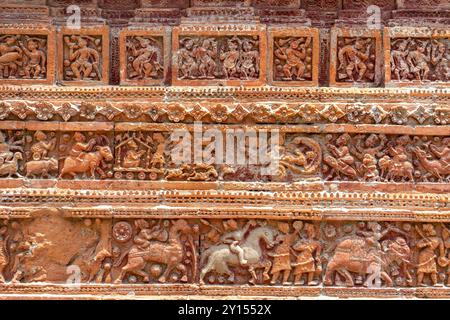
[390,38,450,82]
[0,34,48,80]
[0,101,447,125]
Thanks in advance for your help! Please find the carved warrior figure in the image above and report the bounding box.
[268,221,301,285]
[391,38,450,82]
[177,36,259,80]
[60,132,113,179]
[63,35,102,81]
[0,35,47,79]
[126,36,163,80]
[274,37,312,81]
[291,223,322,286]
[114,219,195,283]
[337,37,375,82]
[200,221,276,285]
[415,224,447,286]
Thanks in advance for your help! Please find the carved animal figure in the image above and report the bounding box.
[24,158,58,178]
[114,219,192,284]
[323,237,409,287]
[0,152,22,178]
[414,147,450,182]
[59,145,113,179]
[378,155,414,182]
[199,226,276,285]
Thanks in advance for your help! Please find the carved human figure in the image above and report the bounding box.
[278,136,321,179]
[0,131,23,162]
[415,224,445,286]
[150,133,166,170]
[115,219,193,284]
[220,37,241,79]
[274,37,311,80]
[30,131,56,161]
[390,39,411,81]
[123,140,145,169]
[379,135,414,182]
[178,38,198,79]
[0,35,22,78]
[337,38,373,82]
[268,222,300,285]
[64,35,101,81]
[291,223,322,286]
[406,40,431,81]
[430,40,450,81]
[127,36,162,80]
[193,38,217,79]
[19,39,46,79]
[220,219,256,266]
[60,133,113,179]
[324,133,358,179]
[239,39,259,79]
[0,225,8,283]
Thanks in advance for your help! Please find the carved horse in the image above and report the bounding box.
[199,226,276,285]
[114,219,193,284]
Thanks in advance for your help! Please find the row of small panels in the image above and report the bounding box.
[0,25,448,87]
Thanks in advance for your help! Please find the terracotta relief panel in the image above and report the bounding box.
[172,25,267,86]
[2,214,450,293]
[330,28,382,87]
[385,27,450,86]
[268,27,319,86]
[0,27,55,85]
[57,26,109,85]
[119,28,170,86]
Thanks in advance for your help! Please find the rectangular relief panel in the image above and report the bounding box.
[268,27,319,87]
[384,27,450,87]
[119,27,171,86]
[57,26,110,86]
[172,25,267,86]
[0,26,55,85]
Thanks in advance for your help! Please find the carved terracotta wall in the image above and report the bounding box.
[0,0,449,299]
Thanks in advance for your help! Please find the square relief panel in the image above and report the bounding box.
[57,26,109,85]
[172,25,267,86]
[329,28,382,87]
[0,26,55,85]
[384,27,450,87]
[119,28,170,86]
[269,27,319,86]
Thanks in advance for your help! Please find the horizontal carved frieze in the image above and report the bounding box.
[0,212,449,296]
[0,128,448,183]
[0,100,448,125]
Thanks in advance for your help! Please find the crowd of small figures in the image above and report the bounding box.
[0,29,449,85]
[0,130,447,183]
[2,217,450,288]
